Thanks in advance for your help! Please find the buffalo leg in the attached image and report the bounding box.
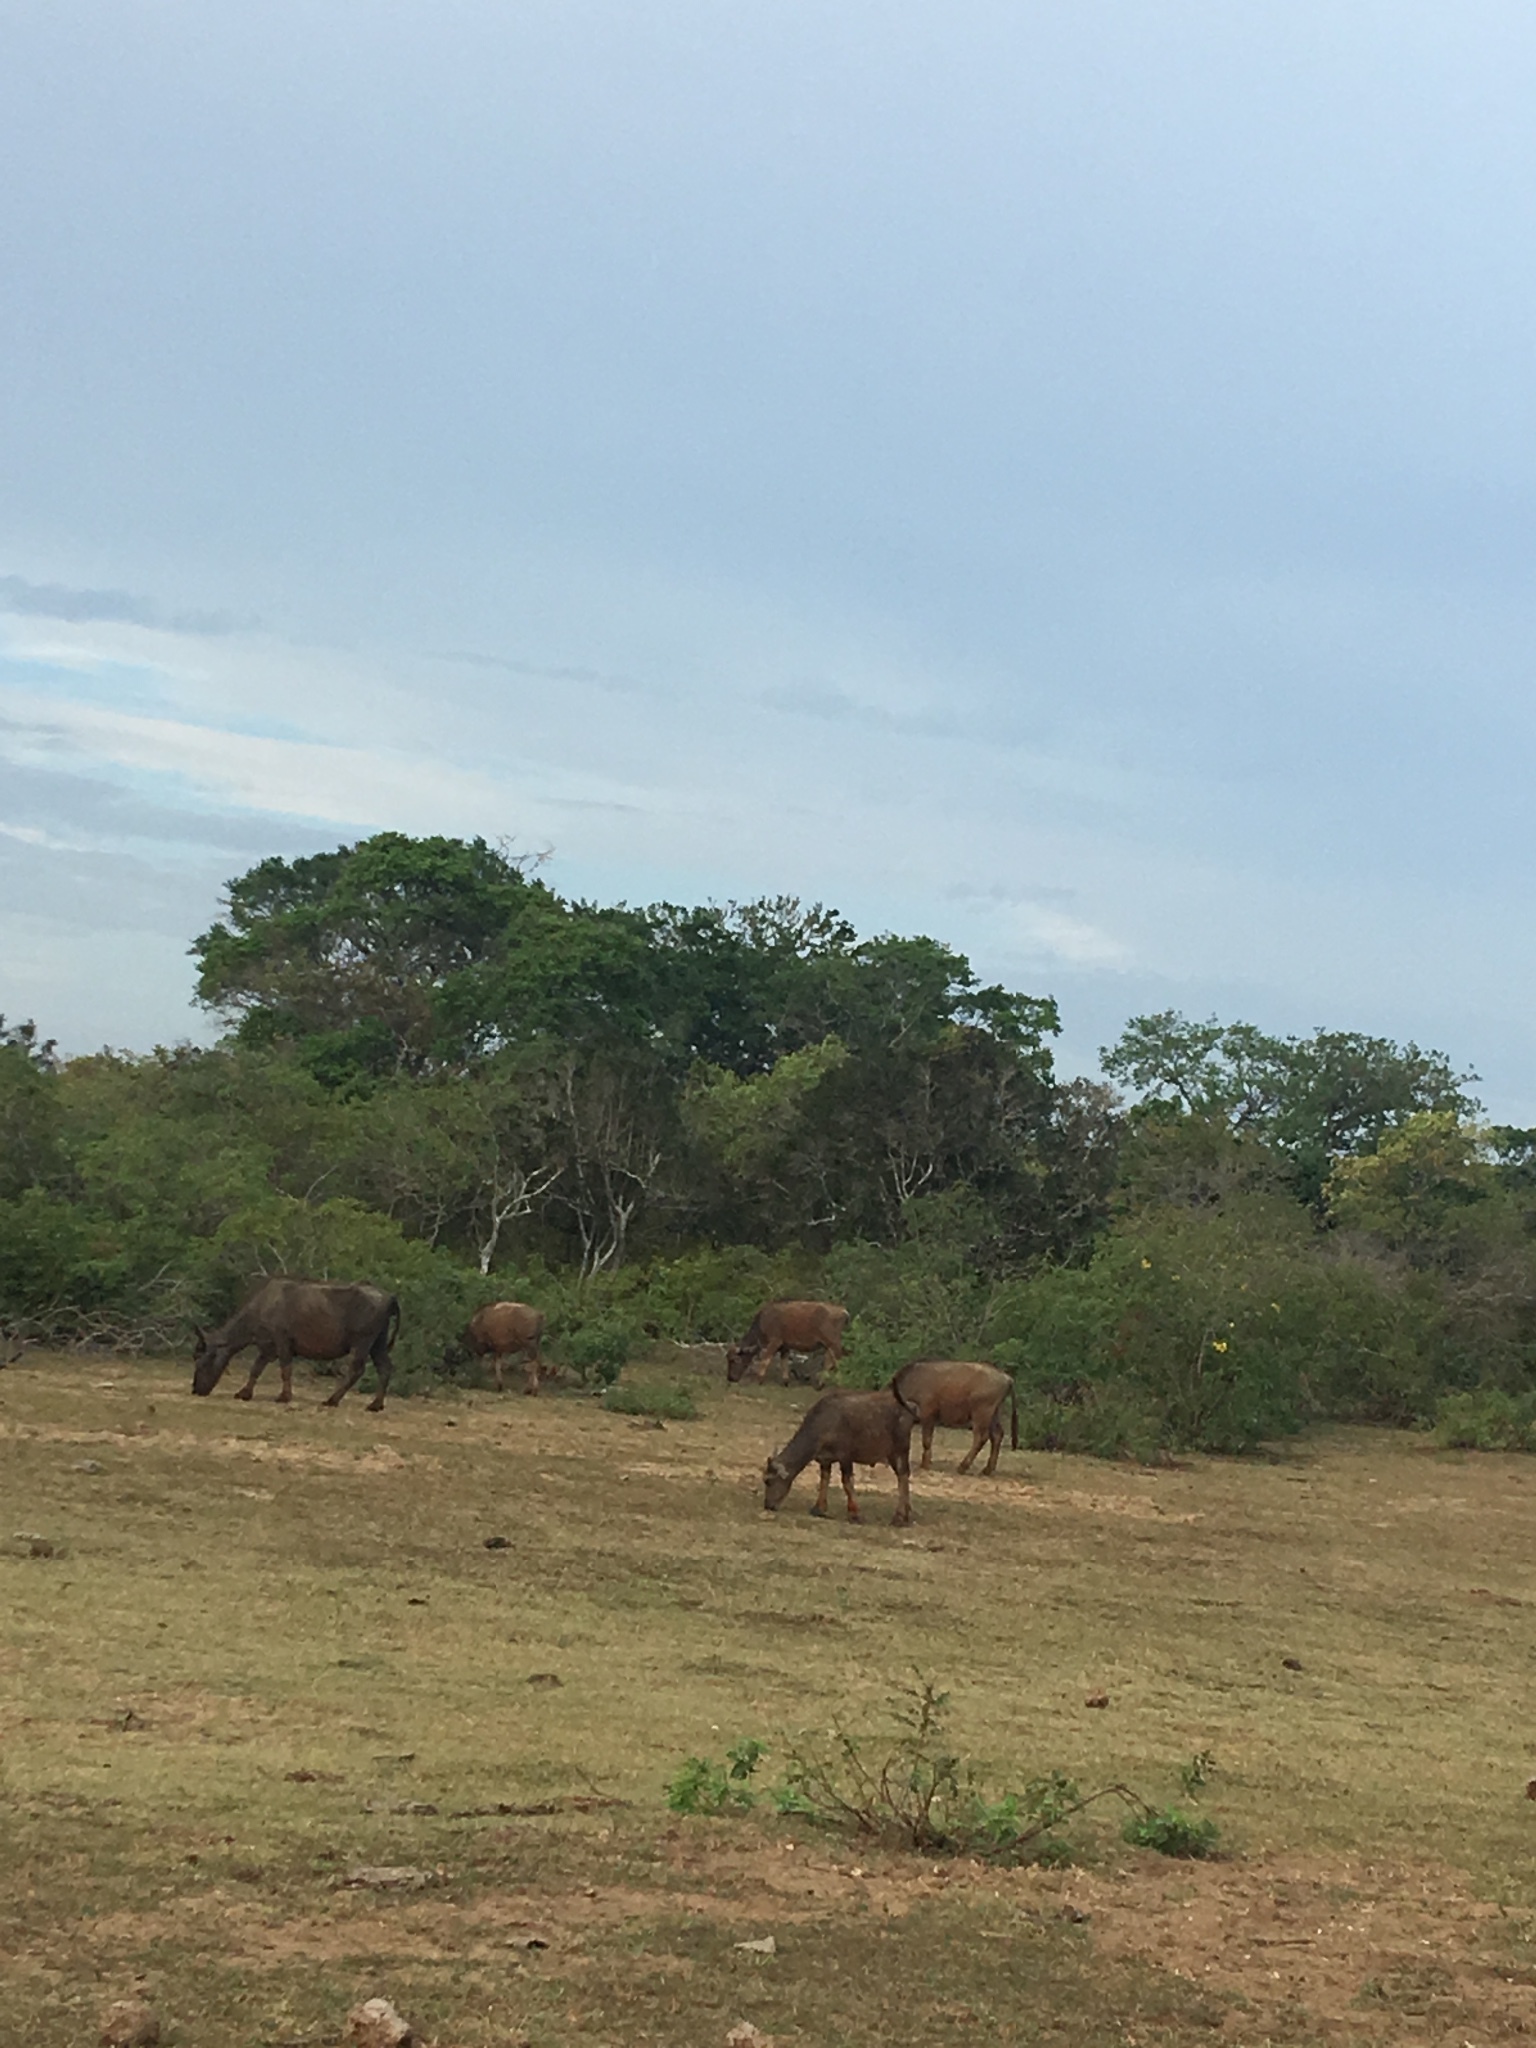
[958,1415,988,1474]
[983,1412,1003,1475]
[811,1462,832,1516]
[492,1352,506,1394]
[324,1344,370,1408]
[235,1348,272,1401]
[366,1329,394,1413]
[891,1451,912,1526]
[277,1342,295,1405]
[920,1419,936,1470]
[522,1342,539,1396]
[839,1460,861,1520]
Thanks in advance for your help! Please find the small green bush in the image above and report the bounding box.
[666,1739,768,1814]
[562,1318,634,1387]
[602,1381,699,1420]
[771,1679,1146,1866]
[1121,1807,1220,1858]
[1433,1388,1536,1452]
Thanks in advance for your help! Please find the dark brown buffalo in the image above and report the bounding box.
[191,1279,400,1411]
[727,1300,850,1386]
[464,1300,547,1394]
[890,1358,1017,1475]
[762,1386,916,1525]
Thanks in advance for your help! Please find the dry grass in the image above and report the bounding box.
[5,1346,1536,2045]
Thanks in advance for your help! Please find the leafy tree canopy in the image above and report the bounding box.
[1102,1009,1477,1206]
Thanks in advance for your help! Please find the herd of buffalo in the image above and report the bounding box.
[188,1278,1018,1527]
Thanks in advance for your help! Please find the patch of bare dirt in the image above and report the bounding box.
[1025,1851,1536,2042]
[56,1835,1536,2039]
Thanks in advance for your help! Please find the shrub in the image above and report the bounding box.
[1433,1388,1536,1452]
[772,1679,1148,1866]
[562,1317,634,1387]
[603,1381,699,1420]
[666,1739,768,1815]
[1121,1807,1220,1858]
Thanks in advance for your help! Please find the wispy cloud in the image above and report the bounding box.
[1008,902,1130,968]
[431,648,648,695]
[0,573,254,637]
[759,680,957,738]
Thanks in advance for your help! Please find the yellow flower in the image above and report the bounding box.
[1140,1257,1152,1269]
[1211,1339,1229,1353]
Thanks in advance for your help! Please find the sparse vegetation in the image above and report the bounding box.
[1122,1807,1222,1858]
[1177,1748,1217,1799]
[724,1679,1163,1865]
[602,1379,699,1419]
[666,1737,768,1813]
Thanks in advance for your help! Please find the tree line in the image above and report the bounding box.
[3,831,1532,1454]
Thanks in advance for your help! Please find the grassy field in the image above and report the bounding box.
[5,1348,1536,2046]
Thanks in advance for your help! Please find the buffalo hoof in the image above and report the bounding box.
[366,1397,386,1413]
[277,1393,293,1406]
[809,1504,829,1518]
[845,1508,861,1522]
[322,1394,342,1409]
[234,1387,254,1402]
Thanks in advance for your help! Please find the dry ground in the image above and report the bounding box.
[5,1349,1536,2046]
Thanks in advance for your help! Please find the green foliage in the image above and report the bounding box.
[602,1381,699,1419]
[1103,1011,1476,1171]
[1433,1388,1536,1452]
[1328,1113,1501,1265]
[1121,1807,1221,1858]
[770,1679,1147,1865]
[561,1317,634,1387]
[665,1739,768,1815]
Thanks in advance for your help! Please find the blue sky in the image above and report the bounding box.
[3,2,1534,1110]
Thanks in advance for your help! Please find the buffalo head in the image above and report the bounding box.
[762,1455,793,1512]
[726,1344,756,1384]
[190,1326,230,1396]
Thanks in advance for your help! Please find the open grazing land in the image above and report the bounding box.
[6,1352,1536,2048]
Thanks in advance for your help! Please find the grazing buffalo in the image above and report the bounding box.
[763,1386,916,1525]
[727,1300,850,1386]
[191,1279,400,1411]
[890,1358,1017,1475]
[463,1300,547,1394]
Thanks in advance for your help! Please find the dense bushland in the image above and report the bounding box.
[3,833,1534,1449]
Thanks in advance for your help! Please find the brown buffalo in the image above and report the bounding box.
[464,1301,547,1394]
[890,1358,1017,1475]
[727,1300,850,1386]
[762,1386,916,1525]
[191,1279,400,1411]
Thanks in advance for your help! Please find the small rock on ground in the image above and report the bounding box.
[99,1999,161,2047]
[345,1996,417,2048]
[726,2025,772,2048]
[338,1866,439,1891]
